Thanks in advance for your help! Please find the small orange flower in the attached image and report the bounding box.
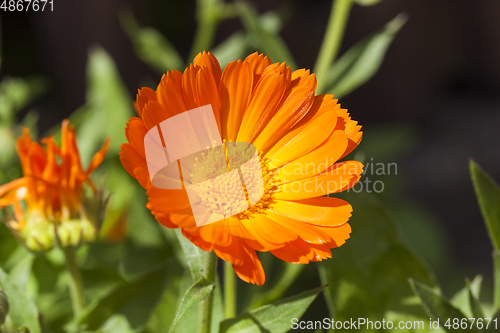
[0,120,109,250]
[120,52,363,285]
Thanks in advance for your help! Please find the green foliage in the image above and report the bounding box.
[0,77,46,125]
[470,161,500,252]
[354,0,383,6]
[322,13,407,97]
[168,278,215,333]
[0,267,41,333]
[175,229,204,281]
[410,280,479,333]
[77,263,171,331]
[235,2,297,69]
[120,11,183,73]
[220,286,324,333]
[323,192,436,330]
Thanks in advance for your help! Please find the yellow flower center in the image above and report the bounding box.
[187,142,279,220]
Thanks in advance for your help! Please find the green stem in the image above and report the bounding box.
[198,251,218,333]
[314,0,354,92]
[63,247,86,318]
[318,264,335,333]
[189,0,221,61]
[224,261,237,319]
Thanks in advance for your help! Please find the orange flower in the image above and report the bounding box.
[0,120,109,250]
[120,52,363,285]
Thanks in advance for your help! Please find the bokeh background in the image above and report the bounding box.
[2,0,500,301]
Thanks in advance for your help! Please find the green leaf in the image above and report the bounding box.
[175,229,204,281]
[250,263,305,309]
[75,46,133,165]
[0,266,41,333]
[450,275,483,318]
[77,263,169,331]
[212,32,248,68]
[99,314,135,333]
[410,279,478,333]
[235,2,297,69]
[0,77,47,124]
[323,13,407,97]
[466,279,485,319]
[120,11,183,73]
[168,278,214,333]
[470,161,500,252]
[322,192,436,327]
[488,308,500,333]
[494,251,500,312]
[220,286,324,333]
[354,0,382,6]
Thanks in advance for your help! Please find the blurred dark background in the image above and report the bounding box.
[1,0,500,297]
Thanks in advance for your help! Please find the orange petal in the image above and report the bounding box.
[241,214,297,248]
[314,223,352,248]
[197,67,222,133]
[119,143,146,178]
[86,138,110,176]
[156,70,186,116]
[264,209,332,244]
[214,240,265,285]
[146,187,191,214]
[253,83,315,151]
[135,87,157,117]
[271,238,332,264]
[276,161,364,200]
[276,130,348,182]
[271,197,352,227]
[219,60,253,141]
[193,51,222,84]
[125,117,149,158]
[142,101,171,130]
[244,52,272,87]
[181,228,213,251]
[236,68,288,143]
[266,108,337,168]
[335,108,363,159]
[182,64,201,110]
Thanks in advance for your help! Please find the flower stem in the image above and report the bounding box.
[63,247,86,318]
[198,250,218,333]
[314,0,354,93]
[224,261,236,319]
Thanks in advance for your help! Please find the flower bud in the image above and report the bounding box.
[0,288,9,326]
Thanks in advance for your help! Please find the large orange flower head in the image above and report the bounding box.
[120,52,363,285]
[0,120,110,251]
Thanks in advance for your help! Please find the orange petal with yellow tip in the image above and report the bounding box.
[314,223,352,248]
[236,69,288,143]
[276,130,348,182]
[266,108,337,168]
[253,84,315,151]
[334,108,363,158]
[270,197,352,227]
[264,208,333,244]
[276,160,364,200]
[271,238,332,264]
[241,214,297,246]
[193,51,222,84]
[219,60,253,141]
